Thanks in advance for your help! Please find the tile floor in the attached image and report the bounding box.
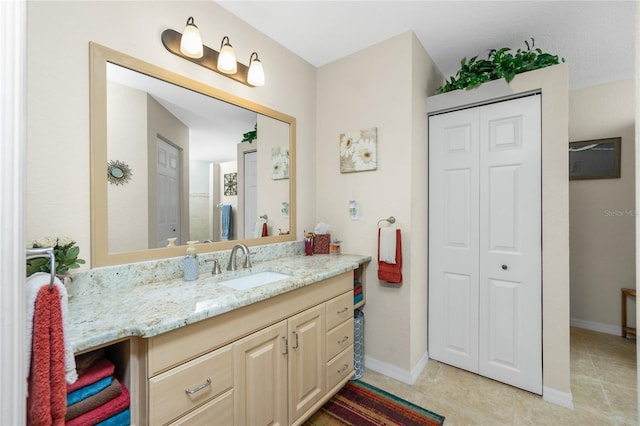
[360,327,637,425]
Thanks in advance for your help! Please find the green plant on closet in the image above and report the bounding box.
[437,38,564,94]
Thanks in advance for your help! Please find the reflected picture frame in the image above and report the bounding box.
[569,137,621,180]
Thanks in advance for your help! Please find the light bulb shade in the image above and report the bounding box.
[179,17,203,58]
[217,37,237,74]
[247,52,265,87]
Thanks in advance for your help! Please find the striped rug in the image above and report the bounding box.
[305,380,445,426]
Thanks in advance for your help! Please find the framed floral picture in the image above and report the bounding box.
[340,127,377,173]
[272,146,289,180]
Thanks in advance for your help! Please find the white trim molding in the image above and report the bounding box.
[570,318,621,336]
[364,351,429,385]
[0,1,27,424]
[543,386,574,410]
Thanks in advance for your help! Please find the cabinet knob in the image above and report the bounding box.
[502,264,508,270]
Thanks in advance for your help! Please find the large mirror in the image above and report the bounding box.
[90,43,296,267]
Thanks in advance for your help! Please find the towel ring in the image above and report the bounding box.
[377,216,396,227]
[26,247,56,290]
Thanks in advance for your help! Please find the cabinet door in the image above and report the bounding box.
[288,305,326,423]
[234,320,288,426]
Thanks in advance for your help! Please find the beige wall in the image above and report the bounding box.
[257,115,291,237]
[26,1,316,266]
[316,31,443,374]
[510,64,571,397]
[106,82,148,253]
[569,79,636,330]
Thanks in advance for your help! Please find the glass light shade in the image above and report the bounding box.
[217,38,237,74]
[247,53,265,87]
[179,17,203,59]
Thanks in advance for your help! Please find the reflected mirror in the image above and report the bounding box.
[90,43,296,267]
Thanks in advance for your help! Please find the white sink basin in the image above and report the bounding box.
[219,271,292,291]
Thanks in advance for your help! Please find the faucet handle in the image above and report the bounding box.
[211,260,222,275]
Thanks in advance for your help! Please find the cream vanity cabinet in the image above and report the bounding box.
[143,271,354,425]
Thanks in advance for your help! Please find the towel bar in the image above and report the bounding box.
[377,216,396,227]
[26,247,56,290]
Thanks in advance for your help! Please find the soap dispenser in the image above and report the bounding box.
[183,240,199,281]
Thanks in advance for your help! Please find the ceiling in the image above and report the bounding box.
[218,0,636,90]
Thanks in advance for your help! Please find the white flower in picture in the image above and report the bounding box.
[271,145,289,180]
[339,127,377,173]
[340,131,360,158]
[353,137,377,171]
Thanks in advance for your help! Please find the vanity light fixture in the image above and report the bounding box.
[179,17,203,58]
[247,52,265,87]
[161,17,265,87]
[217,36,237,74]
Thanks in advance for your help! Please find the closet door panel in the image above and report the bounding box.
[428,108,480,373]
[478,95,542,394]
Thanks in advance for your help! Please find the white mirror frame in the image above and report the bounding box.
[90,42,296,267]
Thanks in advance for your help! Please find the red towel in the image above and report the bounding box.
[66,357,115,394]
[377,228,403,284]
[27,285,67,426]
[65,381,130,426]
[261,222,268,237]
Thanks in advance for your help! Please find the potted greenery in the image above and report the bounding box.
[27,236,86,278]
[437,38,563,94]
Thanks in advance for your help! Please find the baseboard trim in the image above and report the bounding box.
[543,386,574,409]
[570,318,621,336]
[364,352,429,385]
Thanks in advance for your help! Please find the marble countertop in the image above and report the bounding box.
[68,253,370,353]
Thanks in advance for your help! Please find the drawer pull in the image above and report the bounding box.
[184,378,212,395]
[337,307,348,314]
[337,336,349,345]
[337,364,349,374]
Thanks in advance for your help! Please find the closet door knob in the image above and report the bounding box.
[501,264,508,270]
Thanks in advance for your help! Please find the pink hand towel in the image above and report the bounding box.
[27,285,67,426]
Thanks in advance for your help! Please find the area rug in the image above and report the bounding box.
[305,380,445,426]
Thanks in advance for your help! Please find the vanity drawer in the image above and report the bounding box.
[326,345,354,391]
[149,345,233,425]
[326,318,354,360]
[325,291,353,331]
[168,389,234,426]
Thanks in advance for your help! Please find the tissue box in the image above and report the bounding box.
[313,234,330,254]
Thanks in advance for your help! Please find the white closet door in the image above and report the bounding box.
[428,94,542,394]
[478,95,541,393]
[428,107,480,372]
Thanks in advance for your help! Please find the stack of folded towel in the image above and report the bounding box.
[354,271,363,305]
[65,350,130,426]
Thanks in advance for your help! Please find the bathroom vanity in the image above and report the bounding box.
[67,251,369,425]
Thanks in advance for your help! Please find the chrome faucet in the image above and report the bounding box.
[227,243,252,271]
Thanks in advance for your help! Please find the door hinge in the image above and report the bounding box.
[282,336,288,355]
